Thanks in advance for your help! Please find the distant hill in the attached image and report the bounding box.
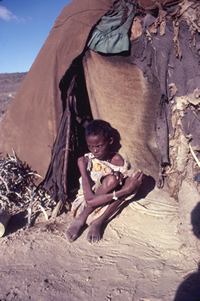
[0,72,27,121]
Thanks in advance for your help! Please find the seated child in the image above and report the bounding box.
[66,119,143,243]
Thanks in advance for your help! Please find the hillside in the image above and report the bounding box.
[0,72,27,121]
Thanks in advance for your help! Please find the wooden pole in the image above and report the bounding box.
[51,76,76,218]
[0,209,10,237]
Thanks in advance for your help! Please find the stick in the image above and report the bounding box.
[52,200,63,218]
[189,143,200,168]
[39,205,48,221]
[52,76,76,218]
[63,98,71,195]
[27,191,37,228]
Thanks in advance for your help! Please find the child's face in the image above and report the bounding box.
[86,134,113,160]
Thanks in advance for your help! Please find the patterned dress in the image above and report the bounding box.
[71,153,135,225]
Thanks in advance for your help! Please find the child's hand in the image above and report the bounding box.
[112,171,123,185]
[123,170,143,194]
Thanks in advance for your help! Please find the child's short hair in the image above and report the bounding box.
[85,119,113,140]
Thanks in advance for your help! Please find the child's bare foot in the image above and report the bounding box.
[66,216,85,243]
[87,220,102,243]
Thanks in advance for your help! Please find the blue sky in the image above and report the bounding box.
[0,0,71,73]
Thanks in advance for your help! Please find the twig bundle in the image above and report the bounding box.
[0,150,56,226]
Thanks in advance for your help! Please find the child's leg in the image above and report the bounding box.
[95,174,121,196]
[66,205,94,242]
[87,175,142,243]
[87,174,124,243]
[87,199,123,243]
[66,174,120,242]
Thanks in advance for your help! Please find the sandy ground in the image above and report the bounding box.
[0,73,200,301]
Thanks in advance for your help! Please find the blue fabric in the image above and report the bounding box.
[87,0,137,54]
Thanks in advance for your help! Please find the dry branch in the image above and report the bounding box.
[0,151,56,228]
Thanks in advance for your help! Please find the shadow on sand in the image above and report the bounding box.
[174,202,200,301]
[5,211,27,235]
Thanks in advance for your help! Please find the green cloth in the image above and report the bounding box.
[88,0,137,54]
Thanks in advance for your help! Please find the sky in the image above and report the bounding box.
[0,0,71,73]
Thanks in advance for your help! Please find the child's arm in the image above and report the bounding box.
[85,170,143,207]
[77,156,95,200]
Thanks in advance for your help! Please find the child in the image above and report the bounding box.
[66,119,143,243]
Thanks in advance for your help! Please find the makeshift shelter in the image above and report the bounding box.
[0,0,200,232]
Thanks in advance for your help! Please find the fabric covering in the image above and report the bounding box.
[133,0,200,186]
[87,0,137,54]
[83,41,160,178]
